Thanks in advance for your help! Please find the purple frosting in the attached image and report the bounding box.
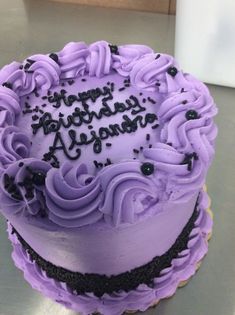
[45,161,103,227]
[0,158,51,217]
[0,86,21,125]
[58,42,89,79]
[112,44,153,76]
[98,161,161,226]
[0,40,218,229]
[86,41,112,77]
[8,188,213,315]
[0,41,218,313]
[0,126,31,173]
[158,89,218,163]
[144,143,204,202]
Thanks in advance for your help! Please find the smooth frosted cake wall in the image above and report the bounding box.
[7,193,198,275]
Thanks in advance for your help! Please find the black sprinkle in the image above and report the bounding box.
[88,125,93,130]
[32,115,39,121]
[118,87,126,92]
[110,82,114,92]
[42,104,47,107]
[81,78,86,82]
[42,96,48,100]
[33,89,39,97]
[22,109,33,114]
[167,67,178,77]
[147,97,156,104]
[141,162,155,176]
[106,143,112,147]
[2,82,12,89]
[149,144,152,148]
[59,112,64,117]
[25,102,31,109]
[139,92,143,96]
[109,44,119,55]
[151,124,159,129]
[68,80,75,86]
[155,54,161,59]
[155,82,161,86]
[146,134,150,141]
[185,110,199,120]
[142,98,146,103]
[182,100,188,104]
[61,82,65,87]
[49,53,59,64]
[19,162,24,167]
[32,172,46,186]
[133,149,139,154]
[140,146,143,151]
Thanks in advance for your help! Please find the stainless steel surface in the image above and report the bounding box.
[0,1,235,314]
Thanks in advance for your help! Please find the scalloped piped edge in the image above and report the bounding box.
[125,186,212,315]
[6,187,213,315]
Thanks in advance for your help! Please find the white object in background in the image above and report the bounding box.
[175,0,235,88]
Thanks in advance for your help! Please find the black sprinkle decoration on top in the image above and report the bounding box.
[167,67,178,77]
[68,80,75,86]
[31,171,46,186]
[185,110,199,120]
[2,82,13,89]
[24,59,35,70]
[4,174,23,201]
[155,54,161,59]
[181,152,198,171]
[11,201,199,297]
[106,143,112,147]
[146,133,150,141]
[147,97,156,104]
[141,162,154,176]
[182,100,188,105]
[49,53,59,64]
[109,44,119,55]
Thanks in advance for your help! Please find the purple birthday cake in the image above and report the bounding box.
[0,41,217,314]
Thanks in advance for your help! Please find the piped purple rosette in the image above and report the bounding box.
[0,158,51,217]
[0,40,217,229]
[45,162,103,227]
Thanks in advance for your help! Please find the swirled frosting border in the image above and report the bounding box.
[0,41,218,228]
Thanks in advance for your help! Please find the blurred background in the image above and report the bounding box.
[0,1,235,315]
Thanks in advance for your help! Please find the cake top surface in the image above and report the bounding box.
[0,41,218,229]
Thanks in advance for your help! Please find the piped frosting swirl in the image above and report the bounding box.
[0,41,218,228]
[45,161,103,227]
[0,126,31,174]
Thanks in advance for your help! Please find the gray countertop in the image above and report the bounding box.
[0,1,235,315]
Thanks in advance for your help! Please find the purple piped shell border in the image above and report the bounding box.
[0,41,218,228]
[8,188,212,315]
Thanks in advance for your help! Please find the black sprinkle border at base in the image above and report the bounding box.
[11,201,199,298]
